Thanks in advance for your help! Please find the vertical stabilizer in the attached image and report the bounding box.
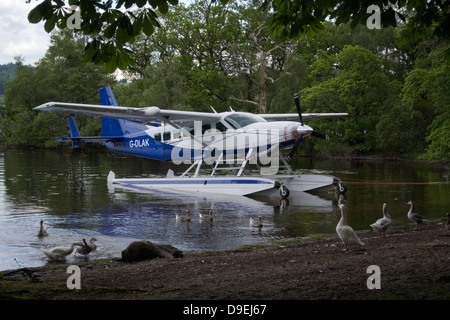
[68,117,81,148]
[100,86,125,137]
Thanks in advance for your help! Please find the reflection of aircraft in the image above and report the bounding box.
[35,87,347,198]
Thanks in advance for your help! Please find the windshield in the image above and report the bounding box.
[224,112,267,129]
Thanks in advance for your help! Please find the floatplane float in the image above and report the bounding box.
[35,87,347,199]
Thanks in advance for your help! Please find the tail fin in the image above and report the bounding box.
[100,86,125,137]
[68,117,81,148]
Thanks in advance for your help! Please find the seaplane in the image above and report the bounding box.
[34,86,348,199]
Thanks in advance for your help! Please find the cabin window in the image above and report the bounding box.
[173,130,181,139]
[224,113,266,129]
[216,121,228,132]
[202,124,211,134]
[154,133,161,142]
[163,131,171,141]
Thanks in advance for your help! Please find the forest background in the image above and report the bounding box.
[0,0,448,162]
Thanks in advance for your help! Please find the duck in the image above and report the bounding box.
[199,209,214,221]
[370,203,392,238]
[176,209,191,222]
[250,215,263,228]
[336,204,364,251]
[407,201,428,230]
[37,219,48,237]
[41,242,81,261]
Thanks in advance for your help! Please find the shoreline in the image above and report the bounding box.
[1,219,449,300]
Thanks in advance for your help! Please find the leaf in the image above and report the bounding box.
[28,5,43,24]
[44,15,57,33]
[142,14,155,37]
[158,0,169,14]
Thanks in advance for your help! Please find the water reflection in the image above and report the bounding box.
[0,149,449,271]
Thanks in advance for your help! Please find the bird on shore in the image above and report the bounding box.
[176,209,191,222]
[199,209,214,221]
[370,203,392,238]
[445,213,450,232]
[75,238,98,256]
[75,239,92,255]
[41,242,81,261]
[336,204,364,251]
[250,215,263,229]
[407,201,428,231]
[37,219,48,237]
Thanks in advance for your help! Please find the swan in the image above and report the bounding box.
[176,209,191,222]
[250,216,263,228]
[336,204,364,251]
[407,201,428,230]
[370,203,392,238]
[199,209,214,221]
[37,219,48,237]
[41,242,81,261]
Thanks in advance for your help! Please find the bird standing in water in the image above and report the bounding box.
[38,219,48,237]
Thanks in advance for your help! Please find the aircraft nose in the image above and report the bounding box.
[296,124,313,137]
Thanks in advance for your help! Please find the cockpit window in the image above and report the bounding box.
[223,113,267,129]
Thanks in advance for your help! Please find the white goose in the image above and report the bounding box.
[336,204,364,251]
[250,216,263,228]
[407,201,428,230]
[37,219,48,237]
[199,209,214,221]
[370,203,392,238]
[41,242,81,261]
[176,209,191,222]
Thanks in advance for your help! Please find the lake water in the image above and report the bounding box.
[0,148,449,271]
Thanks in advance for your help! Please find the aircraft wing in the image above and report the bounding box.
[34,102,222,122]
[260,113,348,121]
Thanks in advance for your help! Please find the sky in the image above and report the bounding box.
[0,0,51,65]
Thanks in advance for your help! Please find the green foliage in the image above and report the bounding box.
[0,31,113,147]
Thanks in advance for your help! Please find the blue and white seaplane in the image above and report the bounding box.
[34,87,347,199]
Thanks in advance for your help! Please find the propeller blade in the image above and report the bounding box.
[293,93,303,126]
[311,131,329,140]
[287,136,303,161]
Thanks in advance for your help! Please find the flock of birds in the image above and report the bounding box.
[37,199,449,261]
[38,219,98,261]
[336,200,449,251]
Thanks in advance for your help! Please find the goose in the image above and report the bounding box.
[250,215,263,228]
[199,209,214,221]
[37,219,48,237]
[407,201,428,230]
[336,204,364,251]
[370,203,392,238]
[75,238,92,255]
[41,242,81,261]
[75,238,97,255]
[176,209,191,222]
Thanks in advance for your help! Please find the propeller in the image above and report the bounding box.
[287,93,329,161]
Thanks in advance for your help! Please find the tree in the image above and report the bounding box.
[28,1,448,72]
[262,0,449,44]
[300,45,398,154]
[0,31,113,147]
